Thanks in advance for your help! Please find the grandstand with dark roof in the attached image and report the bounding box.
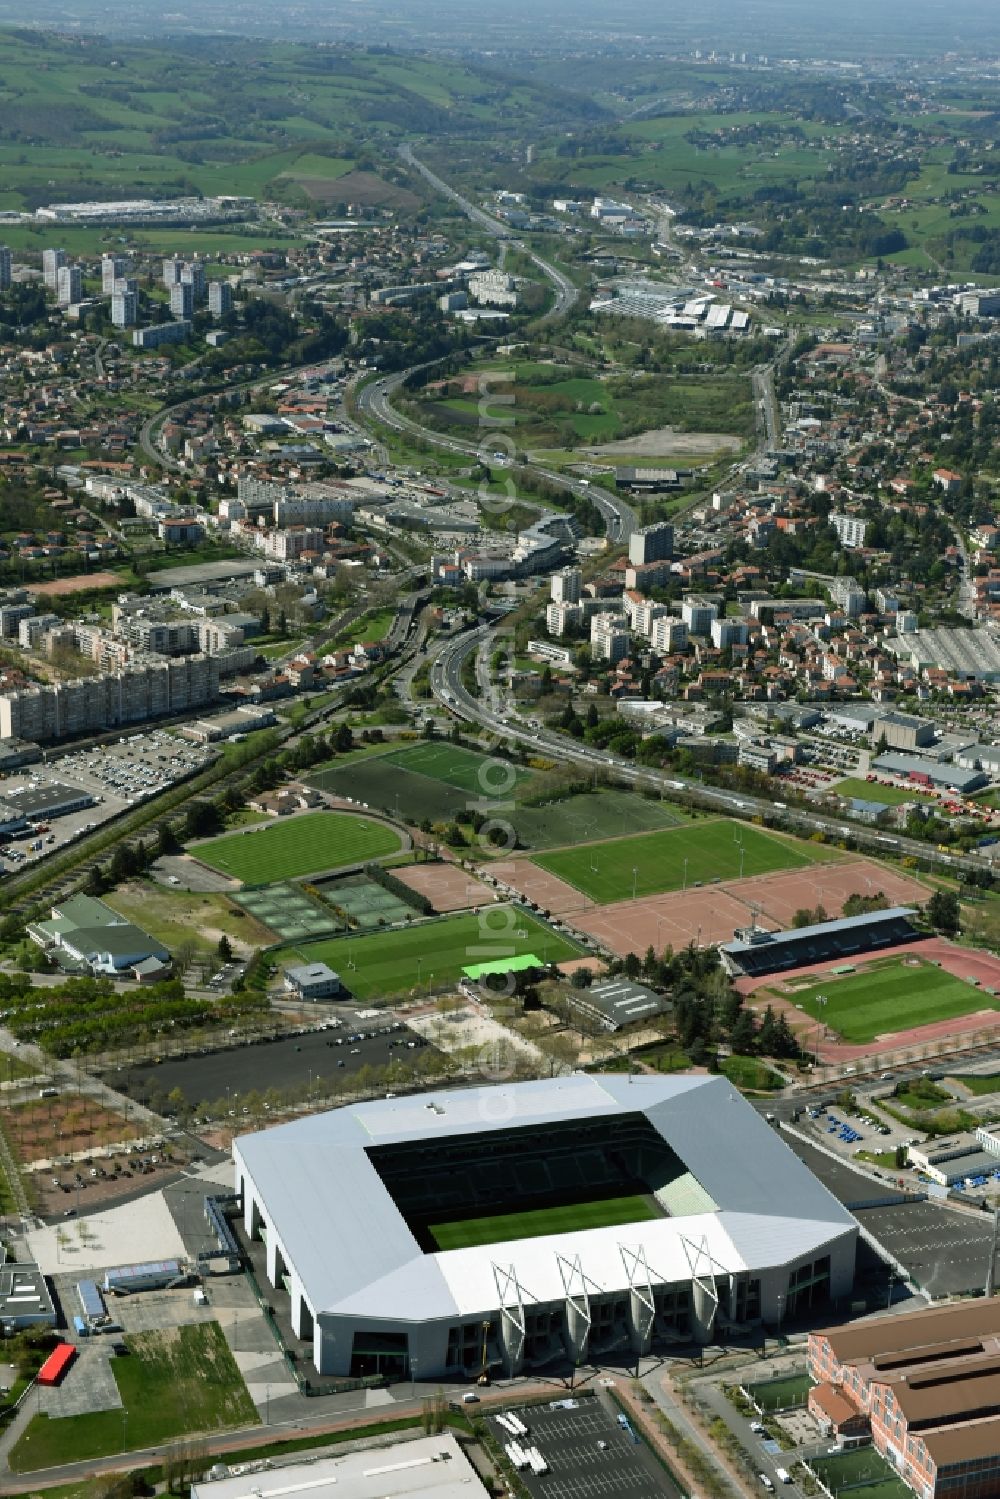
[720,907,919,979]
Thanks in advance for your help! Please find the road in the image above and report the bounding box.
[355,367,636,543]
[429,623,993,892]
[399,145,578,321]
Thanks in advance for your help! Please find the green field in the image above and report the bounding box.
[195,811,402,884]
[533,820,816,904]
[429,1193,659,1250]
[292,906,581,999]
[953,1072,1000,1097]
[308,756,470,824]
[745,1373,811,1412]
[834,777,918,806]
[510,790,686,850]
[383,742,533,796]
[9,1323,256,1474]
[810,1449,912,1499]
[783,957,998,1044]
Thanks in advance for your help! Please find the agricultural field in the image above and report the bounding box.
[428,1192,659,1251]
[193,811,402,884]
[533,820,817,904]
[781,957,999,1044]
[9,1323,257,1473]
[290,906,581,999]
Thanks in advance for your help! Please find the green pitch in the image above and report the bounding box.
[293,906,580,999]
[787,957,999,1043]
[428,1193,659,1251]
[532,819,815,904]
[382,742,532,796]
[194,811,402,884]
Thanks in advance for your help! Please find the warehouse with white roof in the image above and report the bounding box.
[233,1074,857,1379]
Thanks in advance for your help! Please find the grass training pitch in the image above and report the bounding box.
[533,819,816,904]
[782,957,999,1044]
[833,777,918,806]
[194,811,402,884]
[428,1193,659,1251]
[383,741,532,795]
[293,906,580,999]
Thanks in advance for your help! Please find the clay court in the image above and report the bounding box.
[394,862,495,913]
[492,853,929,959]
[490,859,590,917]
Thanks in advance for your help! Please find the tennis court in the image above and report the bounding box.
[234,883,340,941]
[315,873,415,930]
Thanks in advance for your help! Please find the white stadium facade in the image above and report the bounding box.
[233,1074,857,1380]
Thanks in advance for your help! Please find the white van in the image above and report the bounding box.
[775,1469,792,1485]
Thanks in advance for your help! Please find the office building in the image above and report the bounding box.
[42,247,66,290]
[628,522,674,568]
[169,282,194,320]
[681,595,719,636]
[56,264,82,307]
[809,1300,1000,1499]
[101,255,129,294]
[110,289,138,328]
[0,246,11,292]
[181,259,206,301]
[591,611,631,662]
[829,513,869,550]
[233,1073,857,1378]
[550,567,582,605]
[133,320,191,350]
[208,279,233,318]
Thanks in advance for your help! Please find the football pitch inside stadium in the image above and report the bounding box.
[783,956,999,1043]
[427,1192,660,1250]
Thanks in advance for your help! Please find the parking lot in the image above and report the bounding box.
[112,1014,439,1110]
[493,1399,678,1499]
[855,1200,996,1297]
[0,729,213,871]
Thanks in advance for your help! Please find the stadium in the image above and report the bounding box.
[233,1075,857,1380]
[720,907,920,979]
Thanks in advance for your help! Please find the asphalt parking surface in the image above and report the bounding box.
[494,1399,678,1499]
[780,1134,908,1208]
[782,1130,995,1297]
[110,1023,436,1107]
[855,1201,995,1297]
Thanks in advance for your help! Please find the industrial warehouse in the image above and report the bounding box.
[233,1074,857,1380]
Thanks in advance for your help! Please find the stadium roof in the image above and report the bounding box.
[234,1075,855,1323]
[722,906,919,961]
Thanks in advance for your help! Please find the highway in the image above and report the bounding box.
[355,366,637,543]
[399,144,578,320]
[429,623,991,883]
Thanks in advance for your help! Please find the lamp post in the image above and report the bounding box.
[632,866,638,901]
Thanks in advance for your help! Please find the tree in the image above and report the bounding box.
[730,1008,758,1055]
[217,935,233,962]
[927,889,960,935]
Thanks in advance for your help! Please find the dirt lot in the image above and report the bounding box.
[6,1095,143,1165]
[586,426,743,458]
[26,572,121,596]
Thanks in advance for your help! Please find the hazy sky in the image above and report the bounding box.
[3,0,1000,54]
